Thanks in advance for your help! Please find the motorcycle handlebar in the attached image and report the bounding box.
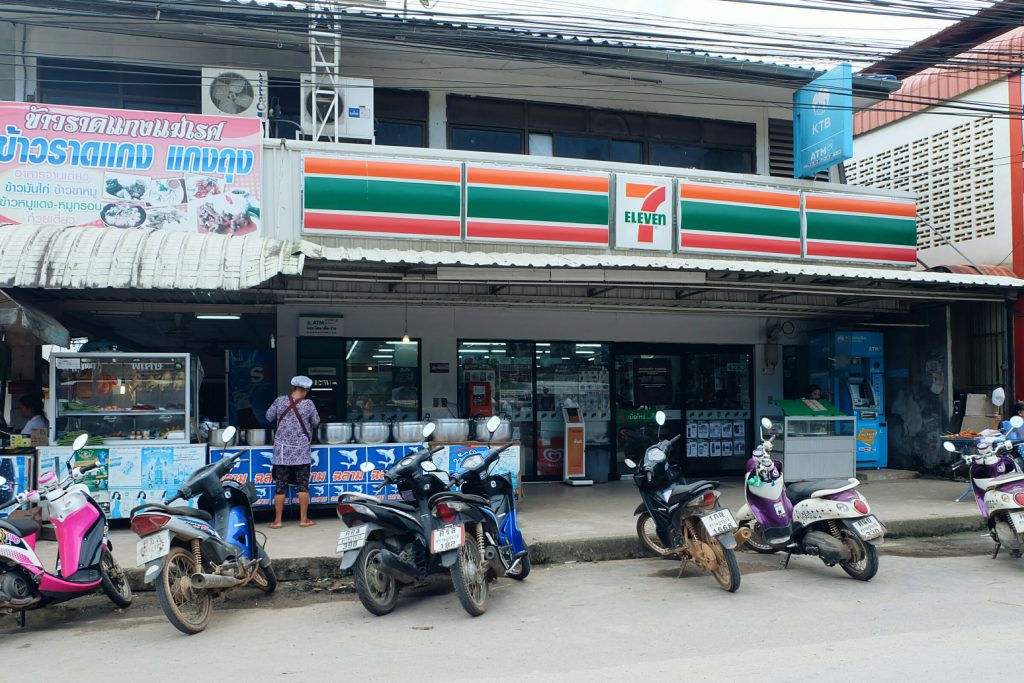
[670,434,682,445]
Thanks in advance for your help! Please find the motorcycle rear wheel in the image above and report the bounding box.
[252,563,278,593]
[701,526,741,593]
[637,512,674,557]
[839,532,879,581]
[452,529,489,616]
[506,551,531,580]
[353,541,399,616]
[99,547,133,608]
[156,546,212,635]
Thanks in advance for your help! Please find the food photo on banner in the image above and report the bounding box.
[0,101,262,235]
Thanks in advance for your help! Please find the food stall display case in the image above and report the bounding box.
[767,400,857,480]
[40,353,206,520]
[50,353,203,444]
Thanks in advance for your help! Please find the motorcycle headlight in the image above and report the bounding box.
[460,454,484,472]
[645,448,666,465]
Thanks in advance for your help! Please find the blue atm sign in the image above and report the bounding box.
[793,63,853,179]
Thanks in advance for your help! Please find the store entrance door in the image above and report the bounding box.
[613,351,683,476]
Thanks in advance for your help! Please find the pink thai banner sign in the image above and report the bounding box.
[0,101,262,235]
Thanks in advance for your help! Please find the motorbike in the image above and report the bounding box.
[625,410,747,592]
[438,414,531,616]
[943,413,1024,559]
[336,422,468,616]
[129,426,276,635]
[735,417,884,581]
[0,433,132,628]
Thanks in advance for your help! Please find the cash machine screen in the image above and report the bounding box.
[563,407,582,423]
[847,379,877,410]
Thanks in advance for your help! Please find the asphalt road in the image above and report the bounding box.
[4,541,1022,681]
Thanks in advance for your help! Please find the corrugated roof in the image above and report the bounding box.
[0,226,303,290]
[297,242,1024,290]
[855,27,1024,134]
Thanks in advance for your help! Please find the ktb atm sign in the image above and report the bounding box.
[614,175,672,251]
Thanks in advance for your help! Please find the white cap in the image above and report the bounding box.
[291,375,313,389]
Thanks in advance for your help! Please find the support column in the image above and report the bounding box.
[1008,72,1024,397]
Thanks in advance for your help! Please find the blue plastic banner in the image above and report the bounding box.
[793,63,853,178]
[226,349,276,429]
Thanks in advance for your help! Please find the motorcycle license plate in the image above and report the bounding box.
[852,515,885,541]
[701,509,738,537]
[337,525,370,553]
[136,529,171,566]
[430,525,464,553]
[1009,511,1024,533]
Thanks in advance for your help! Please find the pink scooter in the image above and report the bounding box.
[0,434,132,628]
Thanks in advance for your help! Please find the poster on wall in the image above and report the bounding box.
[634,358,672,405]
[614,174,672,251]
[227,349,276,429]
[0,101,262,235]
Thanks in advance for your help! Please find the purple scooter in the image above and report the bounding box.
[734,418,886,581]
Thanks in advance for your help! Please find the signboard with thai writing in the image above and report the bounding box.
[679,182,801,257]
[804,193,917,264]
[465,165,610,246]
[303,156,462,239]
[793,63,853,179]
[614,174,672,250]
[0,101,262,235]
[298,314,344,337]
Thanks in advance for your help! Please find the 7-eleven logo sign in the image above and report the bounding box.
[615,176,671,250]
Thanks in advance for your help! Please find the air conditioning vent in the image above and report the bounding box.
[769,118,828,180]
[300,75,374,140]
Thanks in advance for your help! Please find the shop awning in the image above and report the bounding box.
[0,225,304,291]
[0,290,70,346]
[297,243,1024,292]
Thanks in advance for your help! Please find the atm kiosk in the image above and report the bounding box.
[561,399,592,486]
[809,331,887,468]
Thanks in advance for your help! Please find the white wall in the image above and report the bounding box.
[275,303,793,420]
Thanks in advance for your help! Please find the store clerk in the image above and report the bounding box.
[265,376,320,529]
[18,393,49,436]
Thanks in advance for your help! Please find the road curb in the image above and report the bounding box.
[121,515,985,591]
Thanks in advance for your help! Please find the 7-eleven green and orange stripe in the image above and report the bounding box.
[303,156,462,239]
[466,166,610,245]
[679,183,801,257]
[804,195,917,264]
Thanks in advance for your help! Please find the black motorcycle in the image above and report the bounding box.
[336,423,480,616]
[626,411,747,592]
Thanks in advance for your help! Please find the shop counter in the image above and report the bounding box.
[0,448,36,518]
[209,441,522,508]
[36,443,207,520]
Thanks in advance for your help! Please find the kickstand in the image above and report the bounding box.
[992,543,1001,559]
[781,552,792,569]
[16,611,25,629]
[677,556,690,578]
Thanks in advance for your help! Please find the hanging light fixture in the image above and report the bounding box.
[401,282,410,343]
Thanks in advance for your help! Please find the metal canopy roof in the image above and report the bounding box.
[0,226,303,291]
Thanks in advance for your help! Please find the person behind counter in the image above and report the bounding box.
[804,384,823,401]
[18,393,48,435]
[266,376,320,529]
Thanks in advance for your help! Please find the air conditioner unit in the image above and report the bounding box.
[300,75,374,140]
[202,67,268,120]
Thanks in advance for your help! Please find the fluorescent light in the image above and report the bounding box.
[386,341,417,346]
[576,343,603,348]
[196,314,240,320]
[458,349,489,354]
[346,341,359,360]
[372,355,393,359]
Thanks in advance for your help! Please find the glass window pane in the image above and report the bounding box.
[451,127,523,154]
[704,148,754,173]
[554,134,609,161]
[346,340,419,421]
[529,133,553,156]
[376,120,425,147]
[650,142,703,169]
[528,103,587,131]
[610,139,642,163]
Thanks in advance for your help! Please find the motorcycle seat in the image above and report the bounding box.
[131,503,213,523]
[0,517,40,538]
[787,478,858,503]
[667,480,718,506]
[378,500,416,512]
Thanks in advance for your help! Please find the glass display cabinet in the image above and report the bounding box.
[50,353,204,444]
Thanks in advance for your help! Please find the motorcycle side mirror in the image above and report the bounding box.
[486,415,501,433]
[992,387,1006,408]
[1011,415,1024,429]
[624,458,637,469]
[422,422,436,439]
[71,433,89,452]
[655,411,666,426]
[221,426,237,444]
[942,441,957,452]
[359,462,375,473]
[761,417,773,430]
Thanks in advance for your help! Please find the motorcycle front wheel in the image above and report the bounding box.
[839,532,879,581]
[252,563,278,593]
[452,528,489,616]
[506,550,531,580]
[99,547,133,608]
[156,546,212,635]
[743,522,778,554]
[353,541,399,616]
[637,512,674,558]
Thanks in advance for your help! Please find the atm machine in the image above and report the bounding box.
[809,331,887,468]
[561,399,592,486]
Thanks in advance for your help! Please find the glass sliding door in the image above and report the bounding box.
[681,347,753,474]
[345,339,420,422]
[613,351,684,475]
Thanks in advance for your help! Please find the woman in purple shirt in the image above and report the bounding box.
[265,376,320,529]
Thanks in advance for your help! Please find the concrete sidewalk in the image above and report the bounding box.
[35,475,985,585]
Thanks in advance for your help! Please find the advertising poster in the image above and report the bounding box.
[0,101,262,234]
[614,174,672,251]
[634,358,672,406]
[227,349,276,429]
